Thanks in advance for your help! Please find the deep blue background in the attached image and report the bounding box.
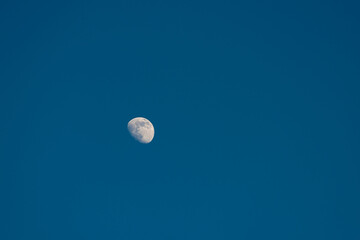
[1,0,360,239]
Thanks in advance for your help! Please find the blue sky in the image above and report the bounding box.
[1,0,360,239]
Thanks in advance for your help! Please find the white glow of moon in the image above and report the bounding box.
[127,117,155,144]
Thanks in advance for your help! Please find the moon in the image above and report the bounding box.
[127,117,155,144]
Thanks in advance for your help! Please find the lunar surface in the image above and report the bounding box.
[127,117,155,144]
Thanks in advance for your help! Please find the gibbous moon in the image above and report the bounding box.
[127,117,155,144]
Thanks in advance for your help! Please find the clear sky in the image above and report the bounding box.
[1,0,359,239]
